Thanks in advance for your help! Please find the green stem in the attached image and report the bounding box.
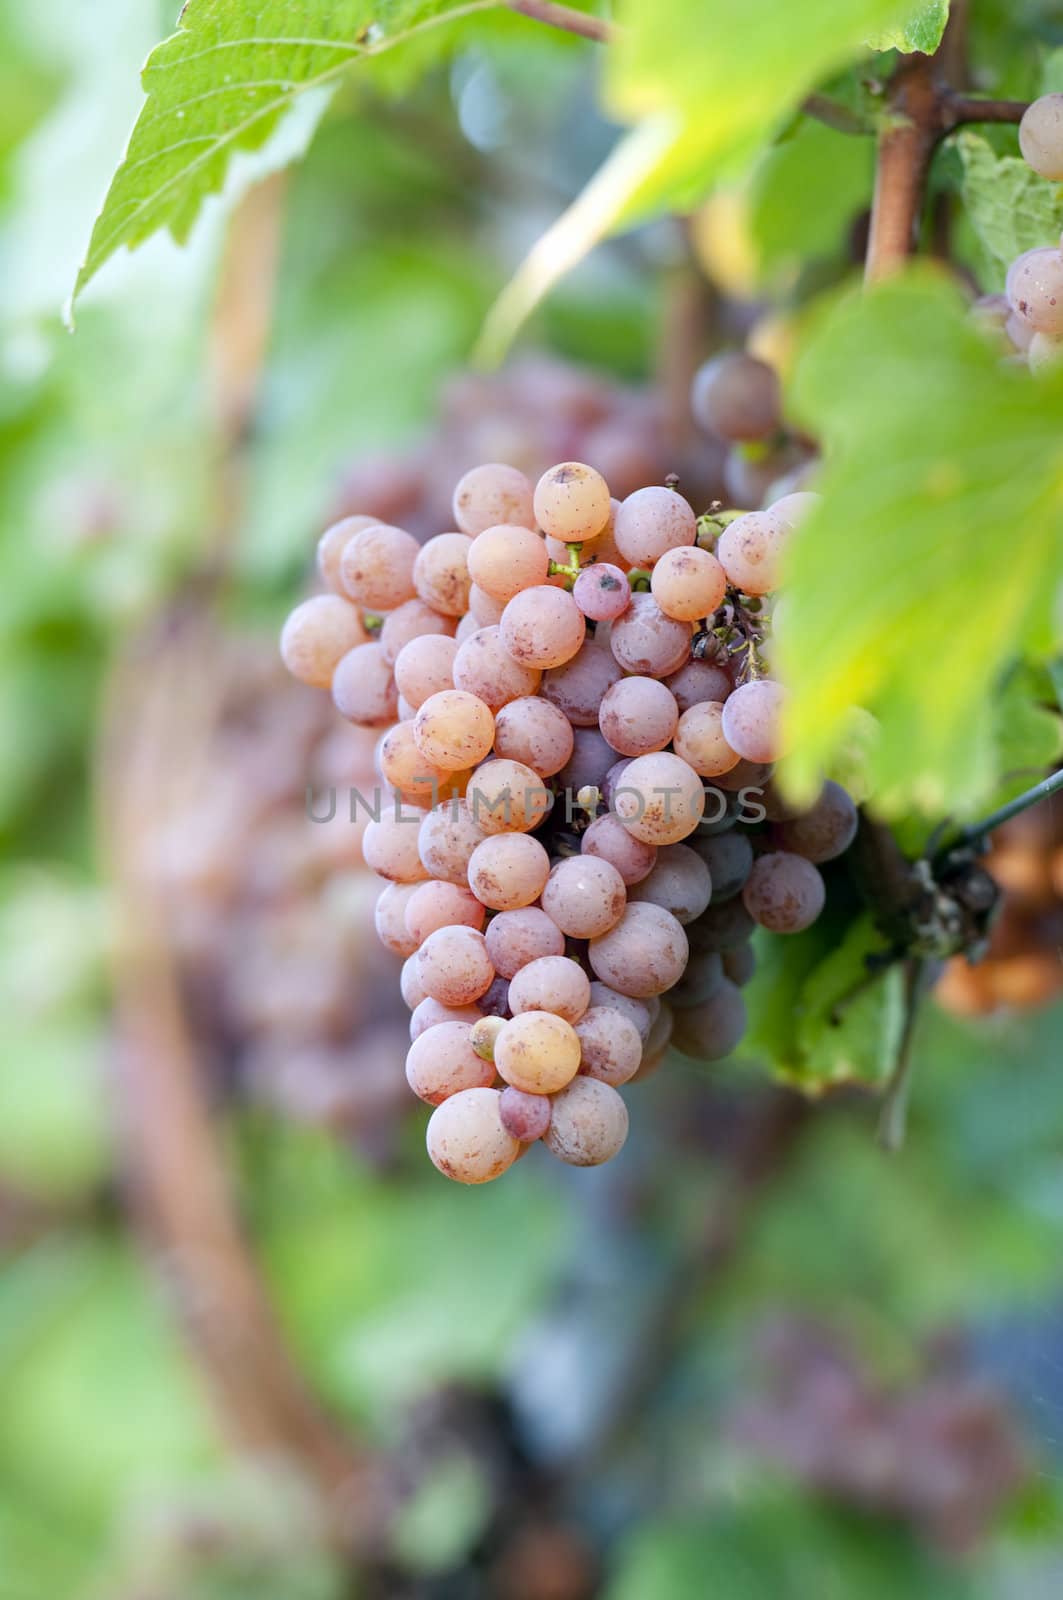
[947,767,1063,854]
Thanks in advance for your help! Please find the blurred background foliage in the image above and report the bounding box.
[2,3,1063,1598]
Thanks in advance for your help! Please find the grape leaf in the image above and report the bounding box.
[72,0,497,306]
[779,271,1063,817]
[956,129,1063,288]
[867,1,949,54]
[478,0,919,356]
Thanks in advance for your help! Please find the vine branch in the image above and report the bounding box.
[506,0,615,43]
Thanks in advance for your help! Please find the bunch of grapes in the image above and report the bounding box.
[937,789,1063,1016]
[282,456,859,1185]
[972,93,1063,370]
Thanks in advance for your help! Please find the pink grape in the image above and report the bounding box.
[690,352,781,442]
[723,944,756,986]
[362,809,430,883]
[612,751,706,845]
[418,799,486,885]
[508,956,591,1024]
[498,1087,552,1142]
[673,701,740,777]
[541,856,627,939]
[650,546,728,622]
[693,829,753,901]
[493,696,574,777]
[721,679,787,764]
[588,902,689,998]
[495,1010,582,1094]
[374,882,421,957]
[610,592,693,678]
[742,850,826,933]
[776,780,858,863]
[410,997,484,1040]
[469,583,505,625]
[379,599,455,665]
[400,954,427,1010]
[417,925,495,1005]
[413,532,473,616]
[542,643,622,727]
[630,843,712,925]
[404,880,485,944]
[533,461,611,543]
[581,811,657,886]
[453,625,541,711]
[770,491,821,533]
[484,907,565,979]
[575,1006,642,1087]
[467,833,551,911]
[1019,93,1063,180]
[671,979,748,1060]
[405,1022,495,1104]
[393,634,458,710]
[413,689,495,770]
[426,1088,520,1183]
[559,728,616,797]
[1006,247,1063,336]
[467,758,552,835]
[468,524,549,602]
[281,595,367,689]
[543,1077,629,1167]
[587,983,653,1042]
[452,463,536,536]
[332,641,399,727]
[599,676,679,757]
[377,721,457,809]
[573,563,632,621]
[316,514,376,593]
[339,523,420,609]
[614,486,697,567]
[716,511,788,597]
[500,586,587,670]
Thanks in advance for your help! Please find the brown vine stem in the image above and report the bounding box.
[506,0,615,44]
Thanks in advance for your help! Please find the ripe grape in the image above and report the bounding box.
[588,902,689,997]
[721,679,787,764]
[493,696,574,778]
[452,463,536,537]
[543,1077,629,1167]
[362,810,430,883]
[693,828,753,901]
[574,1007,642,1087]
[573,563,632,621]
[453,625,541,711]
[1006,247,1063,336]
[542,643,622,727]
[541,856,627,939]
[716,511,788,597]
[405,880,485,944]
[316,514,376,593]
[468,524,550,602]
[770,490,821,533]
[378,720,457,809]
[495,1010,582,1094]
[401,954,427,1010]
[610,592,693,677]
[467,832,551,910]
[673,700,740,777]
[614,485,697,567]
[581,812,657,886]
[558,728,616,795]
[281,595,368,689]
[500,585,586,670]
[470,1014,506,1060]
[612,751,706,845]
[599,676,679,757]
[484,907,565,979]
[374,882,421,957]
[776,779,858,863]
[379,599,455,665]
[469,583,505,625]
[630,842,712,924]
[393,634,459,710]
[508,956,591,1024]
[666,659,733,711]
[413,689,495,770]
[650,546,728,621]
[671,978,748,1060]
[533,461,611,542]
[714,757,774,793]
[417,924,495,1005]
[332,641,400,726]
[723,943,756,986]
[418,799,486,884]
[478,977,512,1019]
[669,949,724,1009]
[468,758,552,835]
[1019,93,1063,181]
[426,1087,521,1184]
[688,895,755,952]
[410,997,485,1040]
[405,1021,496,1104]
[498,1086,552,1142]
[339,523,420,609]
[690,352,781,442]
[742,850,826,933]
[413,532,474,616]
[587,983,653,1042]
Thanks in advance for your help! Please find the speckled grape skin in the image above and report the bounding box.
[587,982,653,1042]
[742,851,826,934]
[541,856,628,940]
[417,925,495,1005]
[393,634,458,709]
[614,485,697,567]
[543,1077,629,1167]
[575,1007,643,1087]
[588,902,689,998]
[500,586,587,671]
[281,596,368,689]
[630,843,712,925]
[498,1086,552,1142]
[405,1022,496,1104]
[581,812,658,886]
[493,696,574,777]
[666,659,733,711]
[453,626,541,711]
[670,979,748,1061]
[467,833,551,911]
[542,644,622,727]
[609,593,693,678]
[721,679,787,764]
[508,956,591,1024]
[409,997,484,1040]
[599,676,679,757]
[426,1088,521,1184]
[495,1010,582,1094]
[339,523,420,609]
[418,800,486,885]
[452,463,536,536]
[332,641,400,727]
[413,533,474,616]
[484,908,566,979]
[612,751,706,846]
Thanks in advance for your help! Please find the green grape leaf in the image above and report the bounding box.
[748,118,875,282]
[479,0,918,356]
[867,1,949,54]
[956,129,1063,288]
[992,665,1063,795]
[779,270,1063,817]
[72,0,496,307]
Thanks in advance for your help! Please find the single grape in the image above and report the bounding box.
[362,810,430,883]
[509,956,591,1024]
[374,881,421,958]
[453,625,541,711]
[558,727,617,796]
[543,1077,629,1167]
[467,832,551,911]
[693,829,753,901]
[1019,93,1063,180]
[612,751,706,845]
[721,679,787,764]
[469,583,505,626]
[339,523,420,609]
[610,592,693,678]
[687,895,755,953]
[494,696,574,778]
[426,1088,521,1184]
[776,780,858,863]
[588,901,689,997]
[378,721,457,809]
[379,599,455,665]
[478,976,512,1019]
[573,563,632,622]
[770,491,821,534]
[587,982,653,1042]
[405,880,485,944]
[413,532,474,616]
[410,997,484,1040]
[673,700,740,777]
[418,799,486,885]
[413,689,496,771]
[468,523,550,602]
[316,514,376,594]
[495,1010,582,1094]
[668,949,724,1009]
[452,463,536,537]
[542,643,622,727]
[467,758,552,835]
[575,1006,642,1087]
[722,943,756,986]
[690,352,781,442]
[599,676,679,757]
[670,979,748,1060]
[281,595,368,689]
[742,850,826,933]
[1006,247,1063,336]
[630,843,712,925]
[498,1086,552,1142]
[417,924,495,1005]
[581,812,658,886]
[666,659,733,712]
[716,511,788,597]
[406,1021,496,1104]
[541,856,627,940]
[393,634,459,711]
[332,641,399,727]
[484,907,565,979]
[714,757,774,794]
[470,1014,506,1061]
[650,545,728,623]
[614,485,697,568]
[533,461,611,542]
[500,585,587,670]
